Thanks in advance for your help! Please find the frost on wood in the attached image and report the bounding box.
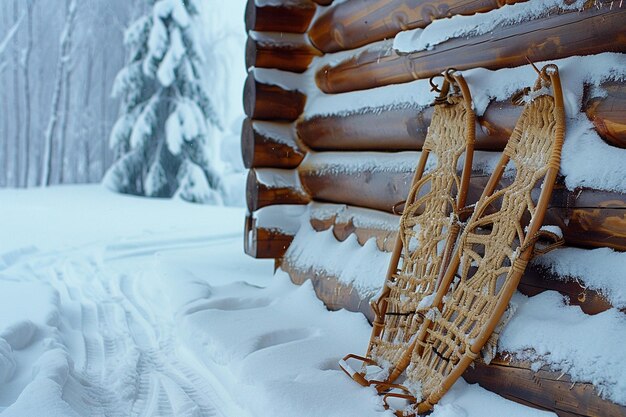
[104,0,224,203]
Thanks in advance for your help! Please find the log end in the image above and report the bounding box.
[245,36,257,71]
[244,213,295,259]
[243,72,307,120]
[246,168,310,212]
[244,0,256,33]
[241,119,306,169]
[241,118,256,169]
[246,169,261,212]
[243,72,256,119]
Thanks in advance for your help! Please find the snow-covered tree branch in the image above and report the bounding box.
[104,0,225,204]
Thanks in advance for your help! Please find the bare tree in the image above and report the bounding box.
[40,0,77,186]
[58,5,74,185]
[0,6,24,186]
[22,0,35,186]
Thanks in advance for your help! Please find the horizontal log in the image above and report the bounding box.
[246,32,321,73]
[246,168,310,212]
[464,358,626,417]
[241,119,306,169]
[243,72,306,121]
[310,0,332,5]
[309,0,527,53]
[315,3,626,94]
[249,157,626,250]
[245,0,316,33]
[586,81,626,148]
[296,86,625,152]
[299,160,413,212]
[298,101,516,151]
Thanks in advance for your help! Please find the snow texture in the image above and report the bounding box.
[0,185,554,417]
[252,205,307,234]
[534,247,626,309]
[500,292,626,405]
[309,202,400,232]
[284,219,392,296]
[301,151,424,175]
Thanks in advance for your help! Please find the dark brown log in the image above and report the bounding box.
[243,72,306,121]
[246,32,321,73]
[464,358,626,417]
[245,213,295,258]
[310,0,332,5]
[297,102,514,151]
[296,82,626,152]
[309,0,527,53]
[246,157,626,250]
[315,3,626,94]
[245,0,316,33]
[246,168,310,212]
[241,119,306,169]
[586,81,626,148]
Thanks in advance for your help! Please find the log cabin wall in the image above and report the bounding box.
[242,1,626,416]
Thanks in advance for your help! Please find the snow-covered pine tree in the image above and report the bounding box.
[104,0,224,204]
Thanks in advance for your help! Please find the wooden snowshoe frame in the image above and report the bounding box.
[383,65,566,416]
[339,70,476,387]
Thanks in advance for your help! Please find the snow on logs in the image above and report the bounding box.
[274,205,619,317]
[308,0,528,53]
[245,0,317,34]
[245,204,398,259]
[246,32,322,73]
[243,70,306,121]
[315,3,626,94]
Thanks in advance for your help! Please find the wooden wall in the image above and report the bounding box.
[242,1,626,416]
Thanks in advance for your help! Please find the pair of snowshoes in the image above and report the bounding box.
[340,65,566,415]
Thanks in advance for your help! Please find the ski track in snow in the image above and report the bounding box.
[0,234,244,417]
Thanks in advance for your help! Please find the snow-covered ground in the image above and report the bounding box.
[0,186,556,416]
